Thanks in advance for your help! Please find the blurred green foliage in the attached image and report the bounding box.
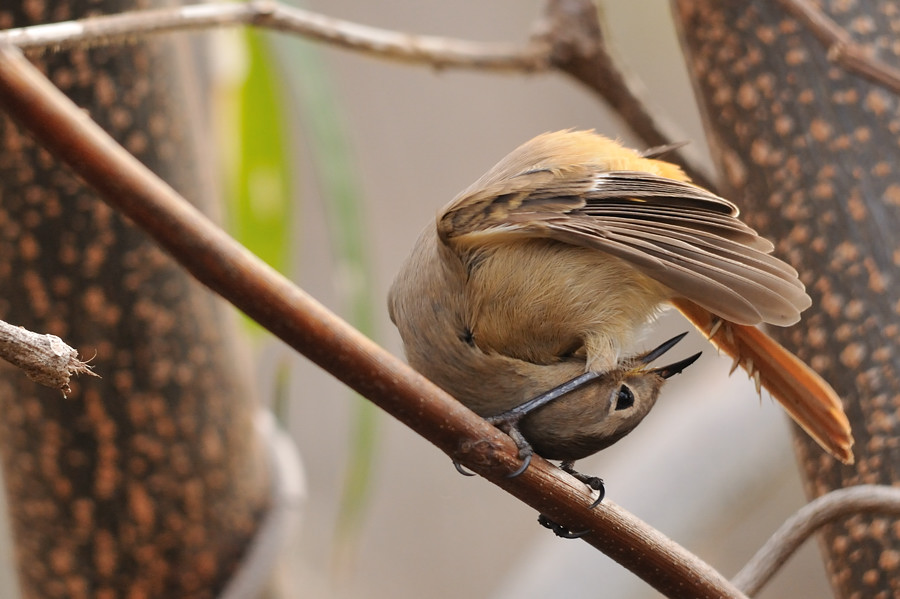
[225,29,293,280]
[220,24,380,567]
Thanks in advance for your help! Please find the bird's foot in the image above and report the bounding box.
[560,461,605,508]
[484,410,535,477]
[537,513,590,539]
[452,371,604,478]
[451,412,533,478]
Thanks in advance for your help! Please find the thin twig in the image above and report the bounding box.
[0,0,712,190]
[733,485,900,596]
[0,0,548,71]
[0,42,745,599]
[777,0,900,96]
[0,319,98,392]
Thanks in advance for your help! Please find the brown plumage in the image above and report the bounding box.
[389,130,854,466]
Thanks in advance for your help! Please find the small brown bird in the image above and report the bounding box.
[388,130,854,478]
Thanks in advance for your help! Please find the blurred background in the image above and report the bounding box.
[0,1,833,597]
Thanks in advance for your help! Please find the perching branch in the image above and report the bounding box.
[777,0,900,96]
[0,42,745,599]
[0,0,712,190]
[0,318,97,392]
[733,485,900,596]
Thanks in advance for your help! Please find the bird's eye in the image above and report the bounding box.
[614,385,635,411]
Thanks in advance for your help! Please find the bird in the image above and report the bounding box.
[388,130,854,485]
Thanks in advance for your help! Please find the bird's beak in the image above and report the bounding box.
[652,352,702,379]
[638,332,702,379]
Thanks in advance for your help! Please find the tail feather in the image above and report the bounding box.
[671,298,854,464]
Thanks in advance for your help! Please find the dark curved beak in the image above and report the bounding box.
[652,352,702,379]
[639,332,702,379]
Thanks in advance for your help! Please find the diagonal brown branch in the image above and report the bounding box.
[0,42,745,599]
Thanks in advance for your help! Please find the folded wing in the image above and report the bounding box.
[440,166,810,327]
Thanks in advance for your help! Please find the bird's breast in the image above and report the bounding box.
[465,239,671,369]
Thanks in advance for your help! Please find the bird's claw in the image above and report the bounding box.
[506,452,532,478]
[588,489,605,510]
[588,488,605,509]
[452,460,476,476]
[537,514,591,539]
[451,453,532,479]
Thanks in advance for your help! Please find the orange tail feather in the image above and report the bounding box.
[671,298,854,464]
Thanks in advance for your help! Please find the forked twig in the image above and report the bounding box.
[0,0,712,189]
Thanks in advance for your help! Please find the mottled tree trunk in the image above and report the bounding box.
[674,1,900,596]
[0,1,270,597]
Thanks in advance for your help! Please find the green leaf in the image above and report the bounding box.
[217,29,294,337]
[272,33,381,564]
[234,30,292,275]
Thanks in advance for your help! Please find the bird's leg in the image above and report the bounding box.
[452,371,602,478]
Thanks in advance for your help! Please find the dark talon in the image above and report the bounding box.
[506,453,532,478]
[453,460,476,477]
[560,461,606,508]
[537,514,591,539]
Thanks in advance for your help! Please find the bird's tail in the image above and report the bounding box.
[671,298,854,464]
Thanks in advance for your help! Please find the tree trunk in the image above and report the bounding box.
[0,1,271,597]
[673,2,900,596]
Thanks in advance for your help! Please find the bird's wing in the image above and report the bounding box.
[438,167,810,326]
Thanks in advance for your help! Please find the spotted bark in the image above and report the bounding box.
[674,2,900,597]
[0,1,270,597]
